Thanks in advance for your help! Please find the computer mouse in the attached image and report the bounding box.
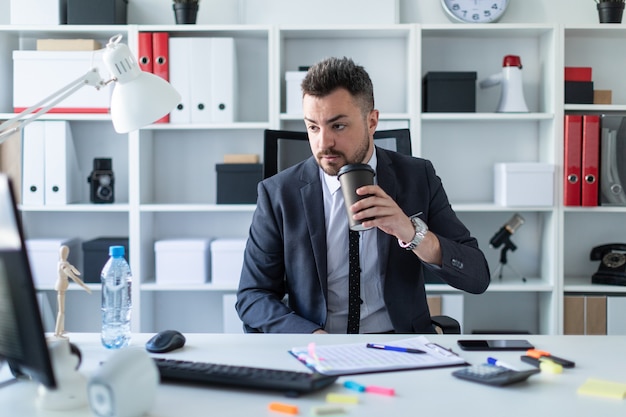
[145,330,186,353]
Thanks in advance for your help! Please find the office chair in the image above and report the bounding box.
[263,128,412,179]
[261,128,461,335]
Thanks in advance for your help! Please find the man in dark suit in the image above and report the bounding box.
[236,57,490,334]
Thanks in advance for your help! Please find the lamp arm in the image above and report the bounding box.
[0,68,107,144]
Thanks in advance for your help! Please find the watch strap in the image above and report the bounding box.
[398,215,428,251]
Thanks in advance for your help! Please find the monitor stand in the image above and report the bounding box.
[37,337,87,411]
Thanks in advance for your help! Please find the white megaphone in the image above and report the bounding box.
[479,55,529,113]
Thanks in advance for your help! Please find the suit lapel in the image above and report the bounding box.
[375,148,396,277]
[299,158,329,295]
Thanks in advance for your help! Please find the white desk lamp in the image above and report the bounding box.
[0,34,177,415]
[0,34,181,143]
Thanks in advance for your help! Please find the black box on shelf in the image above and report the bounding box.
[423,71,477,112]
[82,237,129,283]
[66,0,128,25]
[564,81,594,104]
[216,163,263,204]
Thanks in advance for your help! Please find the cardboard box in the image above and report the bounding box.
[216,163,262,204]
[594,90,612,105]
[223,154,260,164]
[285,71,307,114]
[13,51,112,113]
[155,239,212,285]
[82,237,129,283]
[36,39,102,51]
[423,72,477,112]
[211,239,247,286]
[25,238,80,287]
[494,163,555,206]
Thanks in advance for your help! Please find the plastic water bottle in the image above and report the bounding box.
[100,245,132,349]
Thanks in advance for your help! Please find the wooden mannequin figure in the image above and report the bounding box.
[54,245,91,338]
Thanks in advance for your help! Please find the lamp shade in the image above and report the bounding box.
[103,35,181,133]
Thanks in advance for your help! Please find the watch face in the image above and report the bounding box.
[441,0,509,23]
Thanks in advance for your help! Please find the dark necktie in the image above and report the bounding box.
[347,230,361,334]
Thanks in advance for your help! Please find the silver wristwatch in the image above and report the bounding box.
[398,215,428,250]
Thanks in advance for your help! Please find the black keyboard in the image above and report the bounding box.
[153,358,338,395]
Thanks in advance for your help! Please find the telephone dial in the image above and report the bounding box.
[591,243,626,286]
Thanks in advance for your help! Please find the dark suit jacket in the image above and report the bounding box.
[236,147,490,333]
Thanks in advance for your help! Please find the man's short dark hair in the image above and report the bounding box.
[301,57,375,116]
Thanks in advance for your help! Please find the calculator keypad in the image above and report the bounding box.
[452,364,540,386]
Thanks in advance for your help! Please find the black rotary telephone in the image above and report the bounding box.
[591,243,626,286]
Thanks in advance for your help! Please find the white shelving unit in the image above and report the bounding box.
[4,22,625,335]
[561,27,626,333]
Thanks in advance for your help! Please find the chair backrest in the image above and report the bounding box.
[263,128,412,179]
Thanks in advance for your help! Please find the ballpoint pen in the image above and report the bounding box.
[487,356,519,371]
[366,343,426,354]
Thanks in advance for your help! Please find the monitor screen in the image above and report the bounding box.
[0,174,56,388]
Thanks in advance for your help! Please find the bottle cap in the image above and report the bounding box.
[109,245,125,257]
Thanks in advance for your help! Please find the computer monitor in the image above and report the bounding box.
[263,128,412,179]
[0,174,56,389]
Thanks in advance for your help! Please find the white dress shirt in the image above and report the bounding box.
[321,152,394,333]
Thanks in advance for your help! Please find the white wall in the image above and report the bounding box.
[128,0,603,25]
[2,1,608,26]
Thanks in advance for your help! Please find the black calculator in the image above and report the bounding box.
[452,364,540,386]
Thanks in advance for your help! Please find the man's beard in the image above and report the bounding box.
[316,135,371,176]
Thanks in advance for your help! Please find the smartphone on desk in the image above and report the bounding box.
[457,339,534,351]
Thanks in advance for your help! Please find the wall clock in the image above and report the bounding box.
[441,0,510,23]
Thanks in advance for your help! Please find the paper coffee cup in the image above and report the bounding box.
[337,163,375,231]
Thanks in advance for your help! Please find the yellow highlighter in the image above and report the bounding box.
[326,393,359,404]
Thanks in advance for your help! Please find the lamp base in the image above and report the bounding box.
[37,337,87,411]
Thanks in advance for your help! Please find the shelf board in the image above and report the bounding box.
[421,23,555,37]
[564,104,626,112]
[142,121,270,130]
[278,25,414,39]
[564,276,626,293]
[563,206,626,213]
[0,112,112,122]
[426,277,552,293]
[137,24,271,38]
[141,282,237,292]
[19,204,130,212]
[450,203,554,212]
[140,204,255,212]
[421,112,553,121]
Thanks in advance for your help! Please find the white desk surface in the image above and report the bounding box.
[1,333,625,416]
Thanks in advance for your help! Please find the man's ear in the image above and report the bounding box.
[368,109,379,133]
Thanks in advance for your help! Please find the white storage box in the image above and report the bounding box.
[285,71,307,115]
[25,238,81,287]
[211,238,247,286]
[155,239,212,285]
[494,163,555,206]
[13,50,112,113]
[11,0,66,25]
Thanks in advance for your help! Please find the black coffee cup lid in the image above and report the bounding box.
[337,163,375,177]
